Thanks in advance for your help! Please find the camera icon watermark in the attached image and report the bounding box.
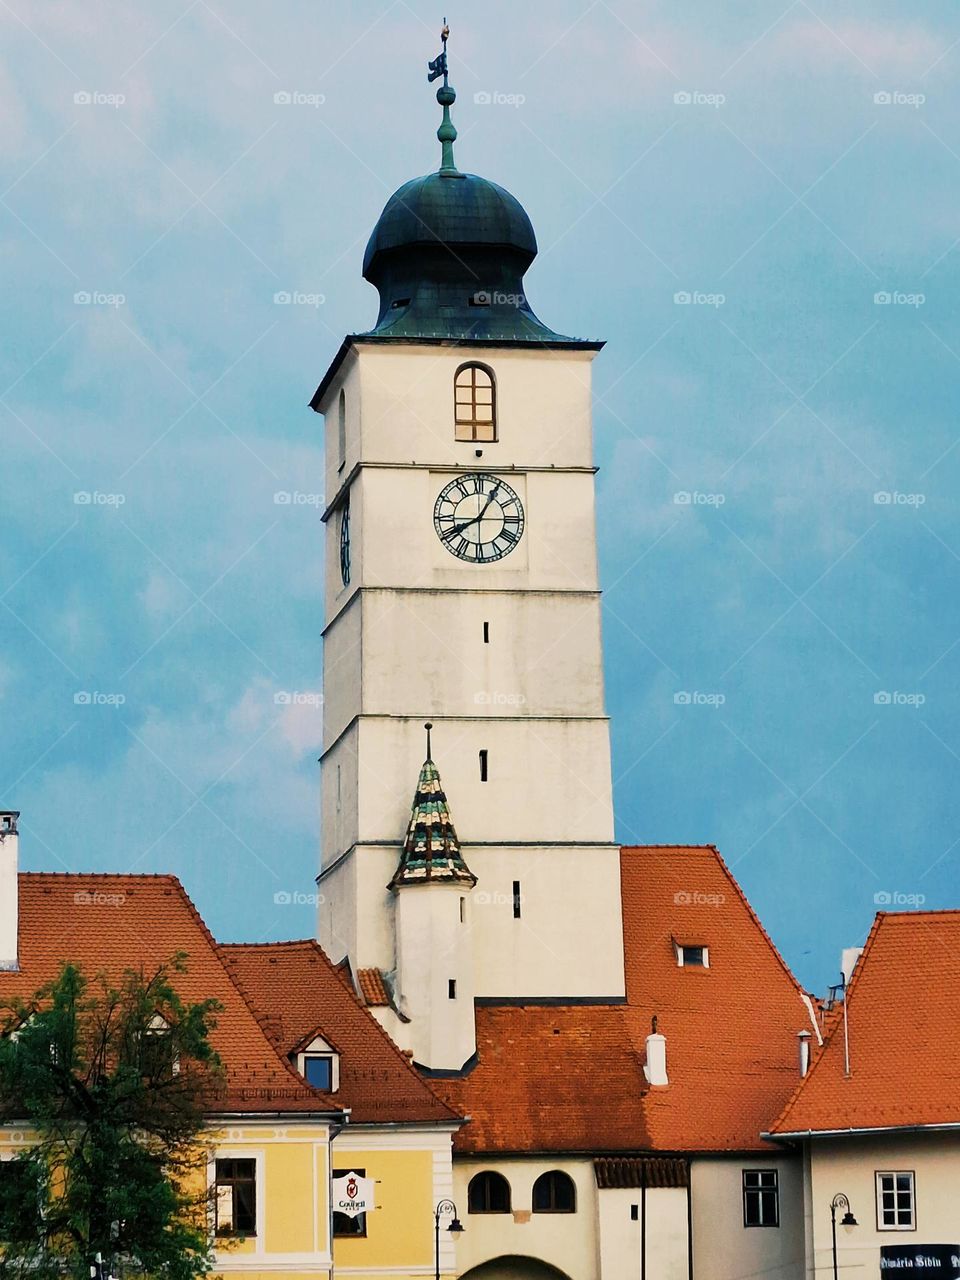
[674,490,725,507]
[873,491,926,506]
[674,691,726,707]
[874,290,924,308]
[873,90,925,108]
[674,290,725,308]
[74,491,126,506]
[273,90,325,107]
[473,90,526,107]
[674,90,725,108]
[873,691,925,707]
[74,691,126,707]
[74,90,125,108]
[274,691,323,707]
[873,890,925,907]
[274,491,323,506]
[273,890,324,906]
[74,291,125,308]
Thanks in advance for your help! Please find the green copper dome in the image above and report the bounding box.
[362,171,538,276]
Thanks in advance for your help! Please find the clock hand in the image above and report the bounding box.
[441,486,502,540]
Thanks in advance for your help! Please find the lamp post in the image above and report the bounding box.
[830,1193,858,1280]
[434,1198,464,1280]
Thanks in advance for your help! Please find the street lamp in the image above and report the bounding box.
[830,1193,858,1280]
[434,1199,464,1280]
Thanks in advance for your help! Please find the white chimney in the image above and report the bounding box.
[798,1029,812,1077]
[0,811,20,970]
[644,1017,668,1087]
[841,947,863,987]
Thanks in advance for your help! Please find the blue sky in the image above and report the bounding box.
[2,0,959,993]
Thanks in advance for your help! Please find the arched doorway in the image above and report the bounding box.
[461,1257,573,1280]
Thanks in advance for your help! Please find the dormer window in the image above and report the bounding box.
[295,1034,340,1092]
[675,942,709,968]
[141,1013,178,1078]
[454,363,497,442]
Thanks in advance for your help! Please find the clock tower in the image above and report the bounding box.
[313,33,625,1069]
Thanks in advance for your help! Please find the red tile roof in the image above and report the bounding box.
[3,875,339,1117]
[435,846,816,1154]
[769,911,960,1136]
[221,941,461,1127]
[357,968,391,1007]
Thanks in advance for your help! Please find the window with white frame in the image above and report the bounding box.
[294,1034,339,1092]
[876,1171,915,1230]
[675,942,709,968]
[742,1169,779,1227]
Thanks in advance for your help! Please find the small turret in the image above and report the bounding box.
[390,725,476,1070]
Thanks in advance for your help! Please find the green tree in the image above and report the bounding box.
[0,956,223,1280]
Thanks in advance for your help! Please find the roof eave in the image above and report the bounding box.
[764,1121,960,1142]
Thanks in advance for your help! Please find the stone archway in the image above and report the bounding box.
[461,1257,574,1280]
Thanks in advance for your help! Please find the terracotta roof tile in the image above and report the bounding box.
[434,846,816,1154]
[769,911,960,1136]
[2,875,339,1117]
[357,968,391,1007]
[221,941,461,1127]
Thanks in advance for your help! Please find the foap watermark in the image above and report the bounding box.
[674,90,725,108]
[74,691,125,706]
[874,691,925,707]
[274,691,323,707]
[474,690,527,707]
[874,90,925,108]
[674,290,725,308]
[274,290,325,307]
[474,890,524,907]
[674,890,726,906]
[473,90,526,107]
[273,90,325,107]
[674,691,726,707]
[874,490,926,506]
[74,90,125,108]
[273,890,325,906]
[874,290,925,308]
[470,290,525,308]
[74,890,126,906]
[874,890,925,907]
[74,490,125,506]
[74,290,125,308]
[674,490,725,507]
[274,490,323,506]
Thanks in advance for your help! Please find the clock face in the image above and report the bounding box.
[339,501,351,586]
[433,473,525,563]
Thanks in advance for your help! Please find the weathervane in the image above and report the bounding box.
[427,19,459,175]
[427,19,450,87]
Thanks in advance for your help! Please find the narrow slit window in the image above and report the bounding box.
[483,621,490,644]
[459,897,466,924]
[448,979,457,1000]
[337,389,346,470]
[454,363,497,442]
[513,880,522,919]
[479,749,488,782]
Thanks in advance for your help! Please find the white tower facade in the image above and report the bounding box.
[314,66,624,1065]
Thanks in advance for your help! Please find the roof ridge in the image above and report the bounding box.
[768,912,884,1134]
[161,881,340,1112]
[18,871,181,882]
[223,939,462,1124]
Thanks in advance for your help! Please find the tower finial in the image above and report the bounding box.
[424,721,433,760]
[427,18,459,175]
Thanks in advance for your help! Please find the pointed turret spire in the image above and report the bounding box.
[389,723,476,889]
[427,19,459,176]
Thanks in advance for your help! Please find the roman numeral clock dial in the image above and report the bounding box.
[433,473,525,563]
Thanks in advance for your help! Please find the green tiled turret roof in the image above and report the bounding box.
[389,726,476,890]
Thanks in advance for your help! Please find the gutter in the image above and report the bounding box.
[763,1121,960,1142]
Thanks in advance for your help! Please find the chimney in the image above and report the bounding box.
[0,811,20,971]
[797,1029,812,1078]
[644,1015,668,1087]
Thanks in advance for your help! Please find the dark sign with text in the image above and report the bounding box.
[881,1246,960,1279]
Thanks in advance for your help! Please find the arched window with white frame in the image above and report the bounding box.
[454,363,497,442]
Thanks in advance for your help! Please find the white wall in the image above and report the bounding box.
[691,1155,805,1280]
[396,882,476,1070]
[453,1157,598,1280]
[805,1132,960,1280]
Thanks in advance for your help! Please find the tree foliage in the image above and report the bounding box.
[0,956,223,1280]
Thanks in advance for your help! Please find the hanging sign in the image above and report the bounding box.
[331,1171,376,1218]
[881,1246,960,1279]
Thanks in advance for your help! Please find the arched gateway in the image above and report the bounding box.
[461,1258,573,1280]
